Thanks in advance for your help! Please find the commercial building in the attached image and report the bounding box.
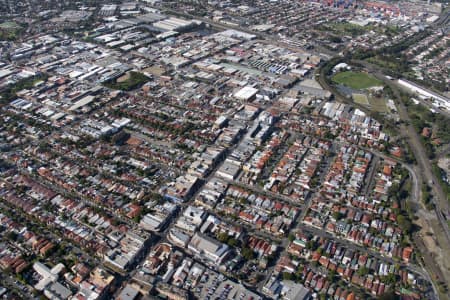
[188,232,231,265]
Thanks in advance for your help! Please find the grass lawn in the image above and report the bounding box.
[0,22,21,29]
[369,96,388,112]
[332,71,383,90]
[0,22,23,41]
[352,93,369,105]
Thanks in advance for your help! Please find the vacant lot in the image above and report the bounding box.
[332,71,383,90]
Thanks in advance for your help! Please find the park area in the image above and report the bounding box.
[0,22,23,41]
[317,21,367,37]
[332,71,383,90]
[103,71,150,91]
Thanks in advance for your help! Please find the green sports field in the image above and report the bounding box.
[332,71,383,90]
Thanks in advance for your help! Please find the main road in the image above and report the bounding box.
[317,57,449,298]
[158,9,449,294]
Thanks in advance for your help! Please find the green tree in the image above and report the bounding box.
[217,232,229,243]
[357,266,369,276]
[111,131,130,145]
[6,231,18,241]
[241,247,255,261]
[228,238,239,247]
[378,291,399,300]
[282,272,294,281]
[306,240,318,251]
[381,273,397,285]
[397,215,412,234]
[332,211,342,220]
[327,270,337,282]
[288,233,295,242]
